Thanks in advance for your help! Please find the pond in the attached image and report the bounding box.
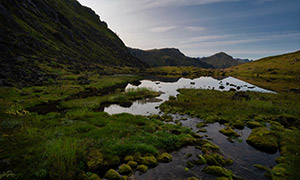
[104,76,274,116]
[104,76,279,180]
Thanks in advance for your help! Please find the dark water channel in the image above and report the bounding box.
[104,76,279,180]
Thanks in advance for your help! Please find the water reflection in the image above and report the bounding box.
[105,76,274,115]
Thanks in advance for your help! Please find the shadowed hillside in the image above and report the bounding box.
[128,47,214,68]
[0,0,146,86]
[198,52,247,69]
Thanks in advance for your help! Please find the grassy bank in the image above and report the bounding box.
[0,75,201,180]
[160,89,300,179]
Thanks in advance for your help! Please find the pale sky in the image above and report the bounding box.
[77,0,300,59]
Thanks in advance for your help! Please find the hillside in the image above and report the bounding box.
[226,50,300,77]
[199,52,246,69]
[0,0,146,86]
[128,47,214,68]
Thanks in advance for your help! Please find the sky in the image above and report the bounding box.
[77,0,300,60]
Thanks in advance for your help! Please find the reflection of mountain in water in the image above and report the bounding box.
[211,76,228,81]
[143,76,180,83]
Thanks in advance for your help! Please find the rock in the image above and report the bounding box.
[219,86,225,89]
[202,166,234,177]
[118,164,132,175]
[246,121,263,129]
[219,127,240,137]
[136,165,148,174]
[229,88,236,92]
[104,169,120,180]
[127,161,138,169]
[246,127,278,153]
[123,155,134,163]
[157,153,172,163]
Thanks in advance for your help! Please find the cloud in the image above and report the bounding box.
[151,26,178,32]
[142,0,241,9]
[256,0,275,4]
[185,26,206,31]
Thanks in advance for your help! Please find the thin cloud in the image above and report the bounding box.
[185,26,206,31]
[143,0,241,9]
[151,26,178,33]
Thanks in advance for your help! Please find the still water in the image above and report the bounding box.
[105,76,278,180]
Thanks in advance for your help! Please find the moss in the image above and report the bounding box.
[187,161,194,168]
[196,155,207,165]
[204,153,233,167]
[127,161,138,169]
[231,120,244,129]
[201,142,220,153]
[157,153,173,163]
[219,127,240,137]
[120,176,128,180]
[88,173,101,180]
[271,164,287,180]
[275,156,285,164]
[187,177,199,180]
[87,150,103,170]
[202,166,234,178]
[136,165,148,174]
[141,156,157,167]
[118,164,132,175]
[123,155,134,163]
[215,177,231,180]
[253,164,271,173]
[196,122,207,128]
[246,121,263,129]
[104,169,120,180]
[246,127,278,153]
[197,129,207,133]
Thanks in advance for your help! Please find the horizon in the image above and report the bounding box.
[77,0,300,60]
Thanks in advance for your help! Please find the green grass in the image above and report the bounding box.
[160,88,300,179]
[226,50,300,78]
[0,75,196,179]
[160,89,300,124]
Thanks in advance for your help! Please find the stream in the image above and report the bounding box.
[105,76,279,180]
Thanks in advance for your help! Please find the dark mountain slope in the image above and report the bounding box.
[0,0,146,86]
[198,52,246,69]
[128,47,213,68]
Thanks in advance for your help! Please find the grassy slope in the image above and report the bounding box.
[0,0,146,86]
[226,50,300,78]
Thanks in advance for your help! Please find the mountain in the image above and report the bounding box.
[128,47,214,68]
[198,52,246,69]
[0,0,146,86]
[226,50,300,77]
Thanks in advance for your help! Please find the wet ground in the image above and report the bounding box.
[104,76,279,180]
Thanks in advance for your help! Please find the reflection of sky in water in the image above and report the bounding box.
[105,76,275,115]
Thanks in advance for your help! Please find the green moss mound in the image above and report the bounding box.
[202,166,234,178]
[104,169,120,180]
[219,127,240,137]
[136,165,148,174]
[118,164,132,175]
[246,127,278,153]
[157,153,173,163]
